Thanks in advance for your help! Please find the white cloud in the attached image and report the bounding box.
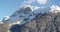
[22,0,50,5]
[23,0,50,5]
[37,0,48,4]
[27,0,35,3]
[23,0,35,4]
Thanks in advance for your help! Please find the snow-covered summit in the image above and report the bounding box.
[50,5,60,13]
[11,5,60,17]
[3,5,60,23]
[33,5,60,13]
[10,5,40,18]
[20,4,40,11]
[4,5,40,23]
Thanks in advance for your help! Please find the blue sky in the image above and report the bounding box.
[0,0,60,21]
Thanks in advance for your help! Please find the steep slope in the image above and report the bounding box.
[3,5,40,24]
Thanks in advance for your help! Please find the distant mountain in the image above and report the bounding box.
[3,5,39,23]
[50,5,60,13]
[3,4,60,23]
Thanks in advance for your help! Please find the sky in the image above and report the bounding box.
[0,0,60,21]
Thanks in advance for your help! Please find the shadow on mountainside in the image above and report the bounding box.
[10,24,22,32]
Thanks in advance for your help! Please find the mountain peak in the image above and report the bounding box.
[50,5,60,13]
[3,5,60,23]
[20,4,40,11]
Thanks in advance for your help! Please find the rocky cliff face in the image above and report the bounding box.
[10,12,60,32]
